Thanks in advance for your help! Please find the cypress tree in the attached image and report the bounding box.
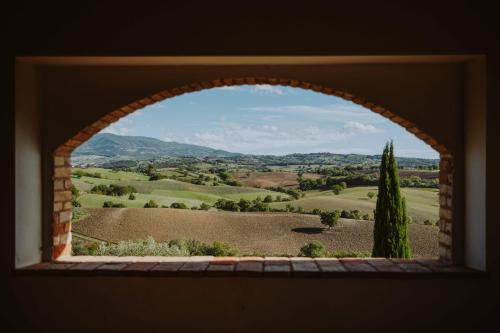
[372,141,411,258]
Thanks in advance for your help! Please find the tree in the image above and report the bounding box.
[320,210,340,229]
[372,142,411,258]
[199,203,211,210]
[331,184,343,195]
[144,200,159,208]
[263,195,273,203]
[367,191,375,199]
[170,202,188,209]
[299,241,326,257]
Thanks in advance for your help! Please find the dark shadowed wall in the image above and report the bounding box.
[3,1,499,332]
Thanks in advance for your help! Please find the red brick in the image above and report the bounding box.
[120,105,136,113]
[123,262,158,272]
[54,156,65,166]
[178,261,209,273]
[398,263,432,273]
[206,263,235,275]
[291,259,320,276]
[315,259,347,272]
[97,263,129,271]
[54,190,71,202]
[109,110,128,118]
[235,261,263,275]
[211,257,239,264]
[91,120,109,130]
[299,82,311,89]
[54,179,64,190]
[151,262,184,272]
[343,262,376,272]
[69,262,105,271]
[138,97,154,106]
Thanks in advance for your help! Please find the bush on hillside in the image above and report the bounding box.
[299,241,326,257]
[144,200,159,208]
[170,202,188,209]
[102,201,126,208]
[199,203,211,210]
[320,210,340,229]
[91,184,136,196]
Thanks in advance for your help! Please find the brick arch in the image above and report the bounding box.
[52,77,454,261]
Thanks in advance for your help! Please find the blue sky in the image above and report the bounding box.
[102,85,438,158]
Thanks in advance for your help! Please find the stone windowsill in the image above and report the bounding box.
[16,256,480,277]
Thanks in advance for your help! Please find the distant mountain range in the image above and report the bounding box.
[72,133,240,165]
[71,133,438,167]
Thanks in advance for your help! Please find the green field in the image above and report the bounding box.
[270,186,439,224]
[73,167,438,224]
[73,168,291,208]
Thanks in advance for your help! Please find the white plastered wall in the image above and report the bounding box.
[15,62,42,267]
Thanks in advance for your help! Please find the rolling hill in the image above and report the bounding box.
[72,133,240,165]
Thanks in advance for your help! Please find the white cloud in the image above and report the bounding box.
[250,84,284,95]
[343,121,380,134]
[247,104,387,123]
[183,120,381,154]
[101,123,135,136]
[218,86,241,91]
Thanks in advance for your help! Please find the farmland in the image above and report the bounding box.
[73,208,439,257]
[71,143,440,257]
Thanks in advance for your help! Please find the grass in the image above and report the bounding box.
[72,236,239,256]
[73,167,149,181]
[72,168,438,223]
[270,186,438,224]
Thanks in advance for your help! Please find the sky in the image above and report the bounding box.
[102,85,438,158]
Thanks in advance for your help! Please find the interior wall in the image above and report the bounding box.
[14,63,42,267]
[4,1,498,332]
[465,59,487,270]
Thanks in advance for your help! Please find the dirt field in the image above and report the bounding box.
[232,171,321,188]
[73,208,439,257]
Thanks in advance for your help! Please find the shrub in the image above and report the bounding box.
[102,201,126,208]
[367,191,376,199]
[225,180,242,186]
[204,241,239,256]
[91,184,136,196]
[423,219,432,225]
[144,200,159,208]
[167,239,238,256]
[350,209,361,220]
[362,213,373,221]
[72,197,82,207]
[340,209,362,220]
[320,210,340,229]
[310,208,322,215]
[128,193,136,200]
[263,195,273,203]
[299,241,326,257]
[331,184,344,195]
[215,198,240,211]
[71,185,81,207]
[199,203,211,210]
[170,202,189,209]
[238,199,252,212]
